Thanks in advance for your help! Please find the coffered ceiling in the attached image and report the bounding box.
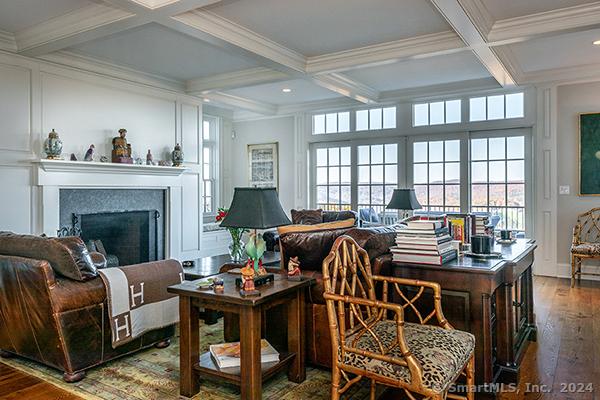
[0,0,599,116]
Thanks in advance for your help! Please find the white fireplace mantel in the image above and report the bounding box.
[34,159,188,259]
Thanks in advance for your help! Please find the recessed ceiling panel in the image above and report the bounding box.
[225,79,343,105]
[480,0,594,20]
[508,28,600,72]
[0,0,94,33]
[69,23,260,81]
[343,51,491,92]
[207,0,451,56]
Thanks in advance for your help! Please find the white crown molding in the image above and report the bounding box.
[311,73,379,104]
[489,1,600,43]
[186,67,289,94]
[39,50,185,92]
[306,31,465,74]
[491,45,525,84]
[379,77,501,102]
[204,91,277,115]
[172,10,306,73]
[15,3,136,56]
[127,0,181,9]
[520,63,600,86]
[0,30,17,52]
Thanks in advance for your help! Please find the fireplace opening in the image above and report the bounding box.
[74,210,161,266]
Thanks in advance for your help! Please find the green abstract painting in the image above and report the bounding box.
[579,113,600,195]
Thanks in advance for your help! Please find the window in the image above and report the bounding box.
[357,144,398,218]
[315,146,352,211]
[202,116,219,214]
[413,100,462,127]
[469,92,524,122]
[356,107,396,131]
[313,112,350,134]
[470,136,525,230]
[412,140,460,212]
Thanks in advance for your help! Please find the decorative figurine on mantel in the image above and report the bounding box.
[44,129,63,159]
[111,128,133,164]
[287,256,302,280]
[171,143,184,166]
[84,144,95,161]
[70,153,77,161]
[146,149,153,165]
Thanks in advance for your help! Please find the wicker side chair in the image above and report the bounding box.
[571,207,600,287]
[322,235,475,400]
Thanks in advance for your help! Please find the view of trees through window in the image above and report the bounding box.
[470,136,525,230]
[413,140,461,212]
[315,146,352,211]
[357,144,398,218]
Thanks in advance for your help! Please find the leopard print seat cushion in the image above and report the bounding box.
[571,242,600,256]
[343,321,475,393]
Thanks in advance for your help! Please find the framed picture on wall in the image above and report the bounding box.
[579,113,600,195]
[248,143,279,190]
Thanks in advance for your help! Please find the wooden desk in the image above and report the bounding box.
[168,273,313,400]
[392,239,537,389]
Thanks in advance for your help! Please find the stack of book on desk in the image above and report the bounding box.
[391,219,457,265]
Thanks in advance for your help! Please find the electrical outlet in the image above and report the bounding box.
[559,185,570,195]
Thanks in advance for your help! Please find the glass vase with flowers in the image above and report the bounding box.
[216,207,248,262]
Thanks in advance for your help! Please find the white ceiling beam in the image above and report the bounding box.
[15,0,223,57]
[186,67,289,94]
[429,0,516,86]
[311,73,379,104]
[170,10,306,74]
[306,31,466,75]
[0,29,16,52]
[203,92,278,115]
[488,2,600,44]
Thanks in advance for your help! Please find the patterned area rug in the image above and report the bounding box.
[1,320,371,400]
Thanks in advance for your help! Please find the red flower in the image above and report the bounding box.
[215,208,228,223]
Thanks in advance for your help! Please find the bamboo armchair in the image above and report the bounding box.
[322,235,475,400]
[571,207,600,287]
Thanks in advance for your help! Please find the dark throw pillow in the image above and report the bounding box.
[291,209,323,225]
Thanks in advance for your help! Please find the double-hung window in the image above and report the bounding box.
[470,135,525,230]
[412,140,461,212]
[202,115,219,214]
[315,146,352,211]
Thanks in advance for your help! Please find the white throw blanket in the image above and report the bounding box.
[98,259,184,348]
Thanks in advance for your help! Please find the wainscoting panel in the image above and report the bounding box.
[0,165,32,233]
[181,172,201,254]
[0,63,31,152]
[181,103,200,165]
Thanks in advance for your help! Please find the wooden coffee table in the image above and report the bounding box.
[168,273,314,399]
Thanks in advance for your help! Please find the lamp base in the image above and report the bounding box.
[235,273,274,287]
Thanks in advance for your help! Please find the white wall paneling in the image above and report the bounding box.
[0,165,33,233]
[181,172,202,257]
[181,103,200,164]
[0,63,31,152]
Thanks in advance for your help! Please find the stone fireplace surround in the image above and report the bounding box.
[35,159,187,260]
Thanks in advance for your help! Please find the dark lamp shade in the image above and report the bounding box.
[386,189,422,210]
[220,187,291,229]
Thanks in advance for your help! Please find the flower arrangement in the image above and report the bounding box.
[216,207,248,262]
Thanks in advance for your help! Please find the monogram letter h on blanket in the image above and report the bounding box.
[98,260,184,348]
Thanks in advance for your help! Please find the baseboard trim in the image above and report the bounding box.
[556,262,600,281]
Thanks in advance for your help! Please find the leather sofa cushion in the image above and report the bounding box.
[291,209,323,225]
[323,210,358,223]
[0,232,97,281]
[345,226,396,260]
[279,227,353,271]
[277,218,355,236]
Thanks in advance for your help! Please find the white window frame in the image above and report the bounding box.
[202,115,220,217]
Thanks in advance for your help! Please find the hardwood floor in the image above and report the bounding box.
[0,277,598,399]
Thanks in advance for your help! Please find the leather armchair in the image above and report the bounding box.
[0,235,175,382]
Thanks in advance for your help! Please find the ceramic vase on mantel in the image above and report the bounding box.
[171,143,184,166]
[44,129,63,159]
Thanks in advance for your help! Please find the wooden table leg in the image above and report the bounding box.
[240,305,262,400]
[180,295,200,397]
[287,289,306,383]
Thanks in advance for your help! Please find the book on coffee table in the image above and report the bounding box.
[209,339,279,369]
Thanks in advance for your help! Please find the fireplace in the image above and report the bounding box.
[59,189,166,265]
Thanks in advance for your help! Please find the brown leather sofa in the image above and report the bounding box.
[0,232,175,382]
[222,224,396,368]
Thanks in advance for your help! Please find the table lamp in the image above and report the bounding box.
[220,188,291,294]
[386,188,422,221]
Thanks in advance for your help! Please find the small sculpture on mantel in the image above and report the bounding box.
[171,143,184,166]
[146,149,153,165]
[100,155,109,163]
[111,128,133,164]
[70,153,77,161]
[84,144,95,161]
